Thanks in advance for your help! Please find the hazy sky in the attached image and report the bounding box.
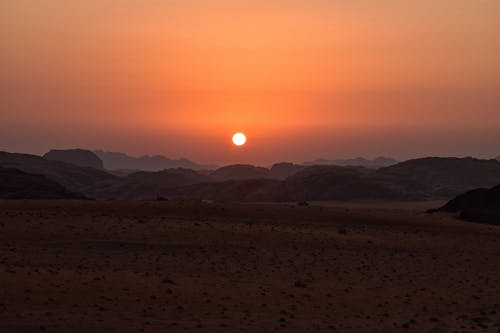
[1,0,499,165]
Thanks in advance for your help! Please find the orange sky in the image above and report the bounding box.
[1,0,499,165]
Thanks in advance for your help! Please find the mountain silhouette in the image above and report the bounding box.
[169,179,284,202]
[0,152,116,194]
[92,168,213,199]
[164,158,500,202]
[282,165,412,201]
[374,157,500,198]
[269,162,305,179]
[2,152,500,202]
[303,156,398,168]
[44,149,104,169]
[94,150,217,171]
[211,164,272,181]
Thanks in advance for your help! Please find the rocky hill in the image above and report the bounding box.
[304,156,398,168]
[0,152,116,194]
[3,152,500,202]
[165,158,500,202]
[44,149,104,169]
[374,157,500,198]
[0,167,83,199]
[91,168,213,200]
[283,165,413,201]
[211,164,272,181]
[269,162,305,179]
[169,179,284,202]
[94,150,217,171]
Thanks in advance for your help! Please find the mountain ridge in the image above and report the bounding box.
[303,156,398,168]
[94,150,218,171]
[2,151,500,202]
[44,149,104,169]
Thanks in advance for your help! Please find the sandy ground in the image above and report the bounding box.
[0,200,499,332]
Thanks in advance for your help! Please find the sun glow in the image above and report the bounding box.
[232,132,247,146]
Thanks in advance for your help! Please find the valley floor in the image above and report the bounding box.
[0,200,499,332]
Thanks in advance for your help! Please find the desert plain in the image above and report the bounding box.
[0,200,499,332]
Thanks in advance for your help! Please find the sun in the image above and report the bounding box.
[232,132,246,146]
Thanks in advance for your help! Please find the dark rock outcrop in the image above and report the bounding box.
[430,184,500,225]
[44,149,104,169]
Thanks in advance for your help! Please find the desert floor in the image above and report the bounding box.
[0,200,499,332]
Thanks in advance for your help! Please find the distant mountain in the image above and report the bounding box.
[170,179,284,202]
[88,157,500,201]
[209,163,304,181]
[91,166,280,200]
[211,164,272,181]
[127,168,210,186]
[303,156,398,168]
[94,150,217,171]
[165,165,408,202]
[44,149,103,169]
[0,167,83,199]
[282,165,413,201]
[374,157,500,198]
[269,162,305,179]
[93,168,213,200]
[165,157,500,202]
[431,184,500,225]
[0,151,255,200]
[88,164,292,200]
[0,152,116,194]
[3,151,499,202]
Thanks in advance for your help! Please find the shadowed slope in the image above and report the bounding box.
[375,157,500,198]
[0,152,116,194]
[170,179,284,202]
[90,169,213,200]
[0,167,84,199]
[283,165,415,201]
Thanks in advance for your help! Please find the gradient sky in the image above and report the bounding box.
[1,0,499,165]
